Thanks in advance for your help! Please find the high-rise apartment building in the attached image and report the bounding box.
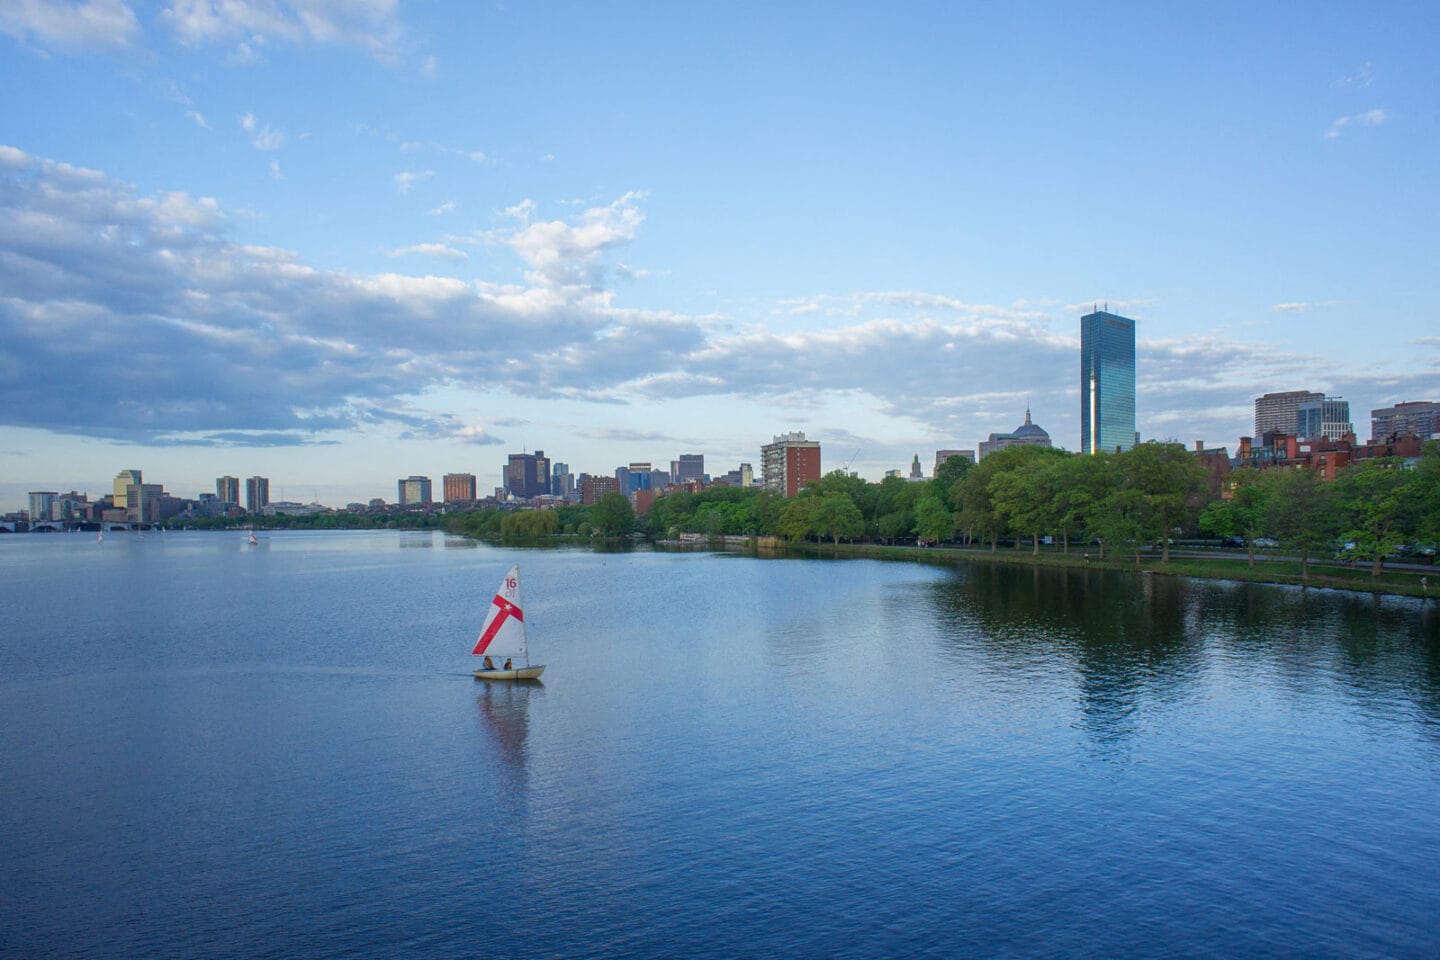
[1253,390,1322,439]
[443,473,476,503]
[398,476,433,506]
[216,476,240,504]
[28,491,57,522]
[580,474,619,505]
[1371,401,1440,441]
[761,432,822,496]
[1080,309,1136,455]
[245,476,270,514]
[1296,397,1353,441]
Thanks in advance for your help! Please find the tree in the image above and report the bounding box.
[590,492,635,538]
[914,495,954,544]
[1200,468,1269,567]
[777,497,817,542]
[989,446,1070,554]
[1262,467,1333,581]
[812,493,865,545]
[1107,443,1210,562]
[1331,459,1412,576]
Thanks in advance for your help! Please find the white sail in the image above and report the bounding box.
[473,564,528,662]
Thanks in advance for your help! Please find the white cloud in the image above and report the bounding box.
[394,169,433,193]
[0,0,140,51]
[162,0,406,62]
[383,242,468,261]
[268,159,283,180]
[239,112,285,149]
[1332,62,1374,89]
[185,110,210,129]
[1325,108,1391,139]
[427,201,457,216]
[502,191,646,292]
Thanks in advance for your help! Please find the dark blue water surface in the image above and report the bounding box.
[3,531,1439,958]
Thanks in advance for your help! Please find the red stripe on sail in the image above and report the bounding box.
[472,595,524,655]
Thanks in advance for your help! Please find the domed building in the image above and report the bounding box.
[978,408,1052,459]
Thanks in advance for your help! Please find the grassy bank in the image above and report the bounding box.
[755,540,1437,600]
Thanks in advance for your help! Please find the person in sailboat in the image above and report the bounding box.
[503,658,512,670]
[482,656,495,671]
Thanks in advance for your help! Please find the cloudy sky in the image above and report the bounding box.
[1,1,1436,509]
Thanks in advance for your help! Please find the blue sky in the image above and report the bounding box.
[2,0,1436,509]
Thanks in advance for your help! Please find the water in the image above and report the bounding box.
[2,531,1438,957]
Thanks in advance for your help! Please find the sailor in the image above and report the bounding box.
[483,656,495,671]
[504,658,513,670]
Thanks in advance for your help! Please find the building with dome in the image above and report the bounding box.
[978,408,1053,460]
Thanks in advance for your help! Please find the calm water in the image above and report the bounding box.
[2,531,1439,958]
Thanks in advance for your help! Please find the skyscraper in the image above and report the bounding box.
[216,476,240,504]
[1296,397,1353,441]
[504,451,549,500]
[1080,309,1136,455]
[245,476,270,514]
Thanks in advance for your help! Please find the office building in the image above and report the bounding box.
[215,476,239,504]
[551,462,574,499]
[1080,309,1136,454]
[934,450,975,475]
[1371,400,1440,441]
[245,476,270,514]
[504,451,550,500]
[908,455,924,480]
[625,462,654,494]
[398,476,433,506]
[672,454,705,485]
[1253,390,1322,440]
[127,483,163,522]
[978,409,1053,459]
[443,473,477,503]
[113,469,142,506]
[1296,397,1353,441]
[761,432,822,496]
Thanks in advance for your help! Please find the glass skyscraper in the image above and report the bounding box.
[1080,309,1136,455]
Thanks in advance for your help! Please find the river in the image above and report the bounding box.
[2,530,1437,957]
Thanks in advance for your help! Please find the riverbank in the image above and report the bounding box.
[728,539,1437,600]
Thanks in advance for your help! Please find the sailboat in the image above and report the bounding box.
[473,564,545,681]
[247,531,259,546]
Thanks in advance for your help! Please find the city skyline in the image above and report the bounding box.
[2,3,1438,511]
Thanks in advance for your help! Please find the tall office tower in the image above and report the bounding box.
[1253,390,1321,439]
[504,452,549,500]
[761,432,822,496]
[551,462,574,499]
[1371,400,1440,441]
[442,473,476,503]
[127,483,163,522]
[245,476,270,514]
[113,469,142,507]
[28,491,57,522]
[397,476,433,506]
[216,476,240,504]
[1080,309,1137,455]
[672,454,705,485]
[1296,397,1353,441]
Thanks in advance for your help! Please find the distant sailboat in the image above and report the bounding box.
[473,564,545,681]
[247,531,259,546]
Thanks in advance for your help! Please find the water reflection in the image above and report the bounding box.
[474,680,541,789]
[930,564,1440,750]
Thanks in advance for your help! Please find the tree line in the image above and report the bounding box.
[444,441,1440,579]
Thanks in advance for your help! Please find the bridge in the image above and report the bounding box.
[0,521,156,533]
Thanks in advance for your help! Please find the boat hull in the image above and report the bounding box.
[474,665,545,681]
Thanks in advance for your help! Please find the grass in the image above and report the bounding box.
[765,541,1438,599]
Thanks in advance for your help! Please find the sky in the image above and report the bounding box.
[1,0,1437,510]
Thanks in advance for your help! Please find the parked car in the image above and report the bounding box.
[1254,537,1279,548]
